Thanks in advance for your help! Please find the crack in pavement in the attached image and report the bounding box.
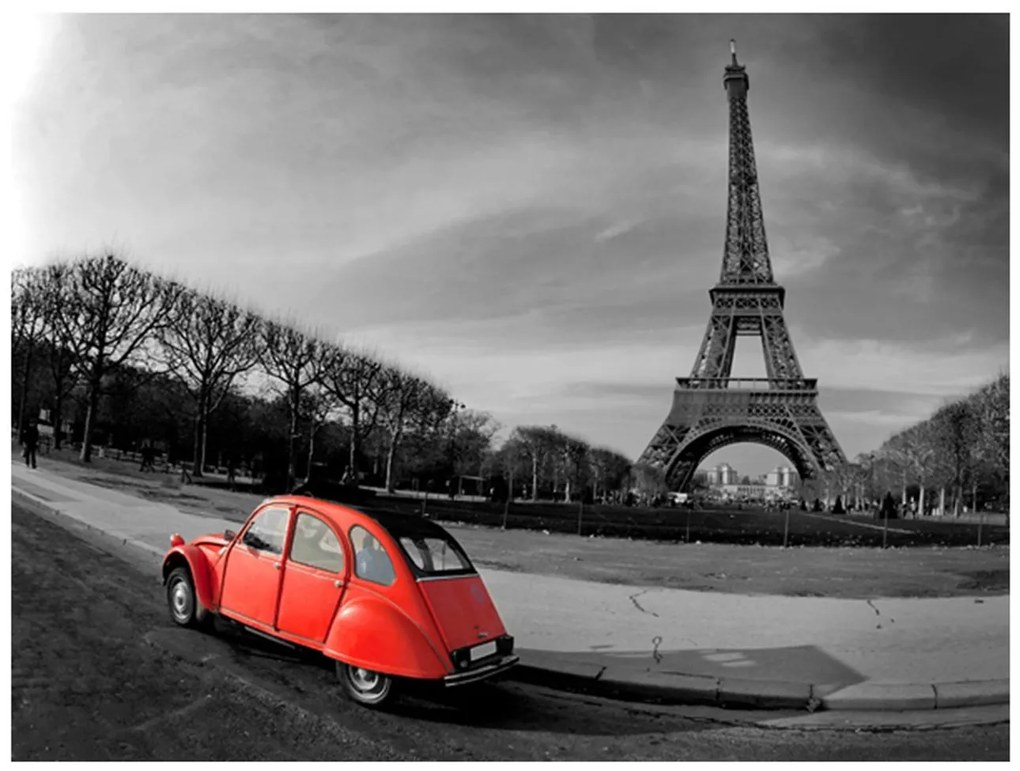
[865,599,894,629]
[628,590,659,618]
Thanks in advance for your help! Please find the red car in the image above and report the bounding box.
[161,494,518,707]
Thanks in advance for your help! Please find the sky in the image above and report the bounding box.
[10,13,1010,476]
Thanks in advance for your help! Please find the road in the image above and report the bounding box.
[11,501,1009,761]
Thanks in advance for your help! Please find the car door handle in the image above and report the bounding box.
[273,562,281,570]
[333,580,343,588]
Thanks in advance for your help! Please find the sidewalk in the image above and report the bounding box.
[10,462,1009,719]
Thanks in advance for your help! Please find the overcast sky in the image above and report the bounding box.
[12,14,1009,476]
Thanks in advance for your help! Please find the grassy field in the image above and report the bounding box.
[374,494,1008,549]
[17,447,1009,598]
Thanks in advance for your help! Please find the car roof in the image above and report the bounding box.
[266,494,455,542]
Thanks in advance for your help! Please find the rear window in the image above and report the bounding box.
[398,535,472,576]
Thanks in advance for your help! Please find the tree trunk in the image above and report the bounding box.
[17,345,34,437]
[306,421,317,481]
[348,401,360,480]
[531,455,538,501]
[502,466,513,529]
[918,478,926,518]
[200,410,209,476]
[79,370,102,463]
[52,390,64,450]
[286,389,300,491]
[385,432,400,492]
[938,486,945,517]
[191,402,205,478]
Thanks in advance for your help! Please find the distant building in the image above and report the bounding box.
[697,462,798,503]
[718,463,737,485]
[765,466,798,488]
[702,463,737,486]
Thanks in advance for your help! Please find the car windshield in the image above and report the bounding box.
[397,535,472,576]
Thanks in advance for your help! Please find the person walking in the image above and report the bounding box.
[139,442,156,472]
[21,420,39,469]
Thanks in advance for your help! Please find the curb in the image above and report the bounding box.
[510,659,1009,713]
[12,487,165,560]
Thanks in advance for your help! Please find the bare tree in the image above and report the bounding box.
[321,346,385,481]
[37,264,79,448]
[375,367,435,492]
[158,290,262,476]
[303,383,340,480]
[976,373,1009,510]
[259,321,328,490]
[929,400,980,517]
[513,425,560,500]
[46,254,182,462]
[11,267,47,434]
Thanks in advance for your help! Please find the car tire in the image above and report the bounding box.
[166,566,207,629]
[337,661,395,708]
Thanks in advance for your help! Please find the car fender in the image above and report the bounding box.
[323,595,450,680]
[162,544,215,617]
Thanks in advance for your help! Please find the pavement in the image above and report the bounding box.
[10,461,1010,727]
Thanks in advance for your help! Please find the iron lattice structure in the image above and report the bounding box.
[638,43,845,490]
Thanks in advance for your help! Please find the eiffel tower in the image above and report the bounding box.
[638,41,846,489]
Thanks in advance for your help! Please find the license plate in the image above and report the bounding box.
[469,640,498,661]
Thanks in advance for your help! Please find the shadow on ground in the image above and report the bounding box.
[520,645,864,687]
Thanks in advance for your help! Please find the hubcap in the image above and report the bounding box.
[171,579,192,621]
[349,667,381,691]
[346,665,389,702]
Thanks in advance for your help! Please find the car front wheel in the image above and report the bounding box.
[337,662,395,707]
[166,566,204,628]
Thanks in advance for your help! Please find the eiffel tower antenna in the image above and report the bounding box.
[637,43,846,490]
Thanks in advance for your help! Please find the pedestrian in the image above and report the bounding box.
[139,442,156,472]
[226,457,237,491]
[20,420,39,469]
[880,491,897,521]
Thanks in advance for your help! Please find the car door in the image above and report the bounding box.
[275,510,349,644]
[219,505,292,629]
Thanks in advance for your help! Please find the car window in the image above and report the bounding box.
[399,536,471,574]
[289,512,345,573]
[350,525,395,586]
[242,506,289,555]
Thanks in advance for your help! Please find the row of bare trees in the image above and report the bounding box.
[488,425,632,503]
[11,254,463,490]
[13,254,637,499]
[814,374,1009,516]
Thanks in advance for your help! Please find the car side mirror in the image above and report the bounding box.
[224,529,236,542]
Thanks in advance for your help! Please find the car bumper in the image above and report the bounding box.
[443,654,519,687]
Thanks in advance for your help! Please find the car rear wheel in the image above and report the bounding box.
[337,662,395,707]
[166,566,204,628]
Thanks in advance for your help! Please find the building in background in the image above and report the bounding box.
[703,462,737,486]
[696,462,798,504]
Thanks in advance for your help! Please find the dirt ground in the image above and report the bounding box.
[28,449,1010,599]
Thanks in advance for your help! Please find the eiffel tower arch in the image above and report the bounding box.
[638,42,846,490]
